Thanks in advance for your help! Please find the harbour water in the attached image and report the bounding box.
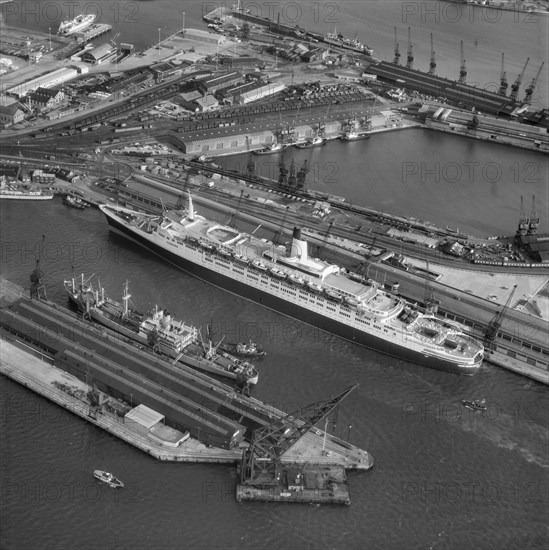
[1,200,548,549]
[218,129,549,238]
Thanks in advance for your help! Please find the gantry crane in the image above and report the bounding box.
[523,62,544,105]
[458,41,467,84]
[498,53,508,96]
[239,384,358,489]
[393,27,401,65]
[406,27,414,69]
[428,33,436,75]
[509,57,529,101]
[484,285,517,349]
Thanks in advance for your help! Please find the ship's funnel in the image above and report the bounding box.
[290,226,308,260]
[162,309,171,329]
[187,191,194,221]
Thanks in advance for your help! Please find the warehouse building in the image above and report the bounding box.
[0,101,26,126]
[81,43,116,65]
[6,65,88,98]
[28,87,65,110]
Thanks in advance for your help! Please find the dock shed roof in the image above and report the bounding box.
[125,404,164,429]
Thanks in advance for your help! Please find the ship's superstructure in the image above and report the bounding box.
[99,196,483,374]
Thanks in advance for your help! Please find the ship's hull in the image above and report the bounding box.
[0,193,53,200]
[341,134,370,141]
[68,290,258,384]
[104,212,480,375]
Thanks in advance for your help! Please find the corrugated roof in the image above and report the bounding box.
[125,404,164,428]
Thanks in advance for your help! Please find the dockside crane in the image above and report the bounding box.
[527,195,539,236]
[484,285,517,350]
[509,57,529,101]
[30,235,47,300]
[406,27,414,69]
[245,135,257,180]
[523,62,544,105]
[428,33,436,75]
[498,53,508,96]
[228,189,245,229]
[272,205,290,245]
[515,195,530,239]
[393,27,401,65]
[295,159,309,190]
[239,384,358,489]
[458,41,467,84]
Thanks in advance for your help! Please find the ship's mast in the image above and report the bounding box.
[122,281,131,317]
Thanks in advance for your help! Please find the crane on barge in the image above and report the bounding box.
[239,384,358,491]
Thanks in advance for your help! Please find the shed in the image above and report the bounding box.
[124,404,164,435]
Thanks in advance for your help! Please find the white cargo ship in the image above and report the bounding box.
[57,14,96,36]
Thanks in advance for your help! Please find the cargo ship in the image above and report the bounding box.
[57,14,96,36]
[99,195,484,374]
[324,29,373,56]
[64,275,259,385]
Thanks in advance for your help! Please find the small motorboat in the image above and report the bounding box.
[94,470,124,488]
[460,399,487,411]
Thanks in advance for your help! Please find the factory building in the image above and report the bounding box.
[6,65,88,98]
[28,87,65,111]
[194,94,219,112]
[31,170,56,184]
[237,81,286,104]
[197,71,243,94]
[218,56,264,70]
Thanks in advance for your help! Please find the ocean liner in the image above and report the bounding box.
[64,275,259,385]
[99,195,484,374]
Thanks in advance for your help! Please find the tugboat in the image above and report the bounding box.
[217,340,266,358]
[295,135,326,149]
[460,399,487,411]
[63,195,87,209]
[94,470,124,488]
[253,143,285,155]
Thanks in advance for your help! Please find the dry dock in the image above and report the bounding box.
[0,280,373,473]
